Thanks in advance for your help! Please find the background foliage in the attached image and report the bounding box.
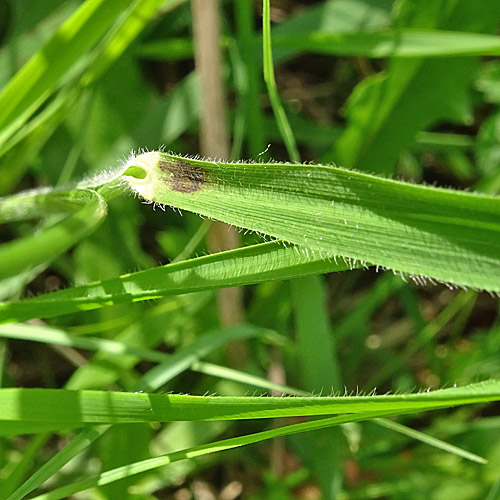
[1,1,500,499]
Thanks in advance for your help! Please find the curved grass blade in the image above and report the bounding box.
[373,418,486,465]
[23,412,392,500]
[133,324,262,392]
[1,380,499,435]
[0,241,353,323]
[123,152,500,292]
[6,426,108,500]
[262,0,299,162]
[0,323,169,363]
[191,361,487,465]
[2,323,484,464]
[0,189,107,280]
[22,404,495,500]
[0,323,262,390]
[4,323,255,500]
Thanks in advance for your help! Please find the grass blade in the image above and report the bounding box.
[22,412,390,500]
[24,405,493,500]
[6,426,107,500]
[0,189,107,280]
[1,380,499,435]
[133,325,262,392]
[123,152,500,292]
[191,361,488,466]
[373,418,487,465]
[262,0,299,162]
[0,242,353,323]
[3,325,482,466]
[291,276,343,498]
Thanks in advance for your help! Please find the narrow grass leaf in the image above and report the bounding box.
[0,0,172,193]
[1,380,499,435]
[0,323,263,390]
[191,360,304,396]
[292,276,341,391]
[0,323,169,363]
[133,325,263,392]
[6,313,248,499]
[80,0,172,86]
[6,426,107,500]
[0,242,353,323]
[373,418,487,464]
[1,433,49,499]
[191,361,487,465]
[24,407,488,500]
[291,276,342,499]
[262,0,299,163]
[137,29,500,63]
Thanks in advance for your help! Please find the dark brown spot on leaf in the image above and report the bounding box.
[158,160,206,194]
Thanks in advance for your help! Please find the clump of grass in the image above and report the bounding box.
[1,1,500,499]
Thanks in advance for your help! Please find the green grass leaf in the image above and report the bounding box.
[123,152,500,292]
[5,426,107,500]
[262,0,299,163]
[291,276,343,498]
[1,380,499,436]
[0,242,352,323]
[17,412,398,500]
[0,189,107,280]
[2,323,484,467]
